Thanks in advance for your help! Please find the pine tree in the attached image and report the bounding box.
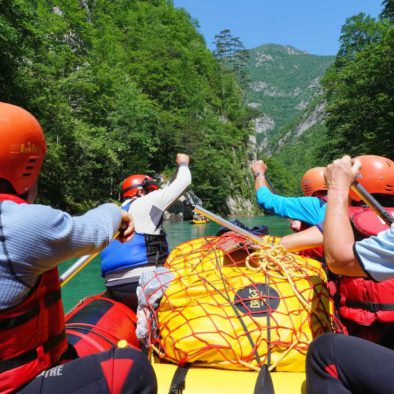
[381,0,394,21]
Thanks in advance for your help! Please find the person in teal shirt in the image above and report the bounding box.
[251,160,327,226]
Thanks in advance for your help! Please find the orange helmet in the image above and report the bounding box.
[350,155,394,201]
[301,167,327,197]
[121,174,159,199]
[0,102,46,195]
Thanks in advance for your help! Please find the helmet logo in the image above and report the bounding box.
[11,143,43,154]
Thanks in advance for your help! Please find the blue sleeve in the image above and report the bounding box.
[354,224,394,282]
[255,186,326,225]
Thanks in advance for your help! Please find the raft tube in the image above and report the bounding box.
[153,360,306,394]
[65,293,139,357]
[191,219,208,224]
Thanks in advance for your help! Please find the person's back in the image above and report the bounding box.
[306,155,394,394]
[332,155,394,344]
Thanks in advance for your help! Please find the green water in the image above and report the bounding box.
[60,215,291,312]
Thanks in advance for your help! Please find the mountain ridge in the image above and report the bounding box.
[245,43,334,193]
[246,43,334,151]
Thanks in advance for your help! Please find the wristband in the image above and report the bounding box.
[254,172,265,178]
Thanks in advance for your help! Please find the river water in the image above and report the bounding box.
[61,215,291,312]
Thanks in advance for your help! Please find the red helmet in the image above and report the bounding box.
[301,167,327,197]
[0,102,46,195]
[350,155,394,201]
[121,174,159,199]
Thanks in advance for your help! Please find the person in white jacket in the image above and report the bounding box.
[101,153,191,310]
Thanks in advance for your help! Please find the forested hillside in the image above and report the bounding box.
[1,0,392,212]
[249,0,394,195]
[246,44,333,149]
[281,2,394,193]
[320,6,394,162]
[0,0,252,213]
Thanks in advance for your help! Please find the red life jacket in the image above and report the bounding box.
[0,195,67,393]
[337,206,394,332]
[348,206,394,238]
[338,276,394,326]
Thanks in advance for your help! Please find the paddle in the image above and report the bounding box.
[190,203,265,246]
[60,231,120,287]
[183,189,267,244]
[351,180,394,226]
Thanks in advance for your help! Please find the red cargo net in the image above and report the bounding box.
[139,232,343,371]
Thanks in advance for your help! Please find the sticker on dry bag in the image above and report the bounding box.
[234,283,280,317]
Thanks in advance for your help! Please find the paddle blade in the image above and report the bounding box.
[254,365,275,394]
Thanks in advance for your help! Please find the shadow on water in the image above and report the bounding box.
[61,215,292,312]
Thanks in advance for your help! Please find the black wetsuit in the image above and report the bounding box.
[307,333,394,394]
[18,347,157,394]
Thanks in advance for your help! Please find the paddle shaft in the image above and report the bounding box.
[60,231,120,287]
[351,181,394,226]
[193,205,265,245]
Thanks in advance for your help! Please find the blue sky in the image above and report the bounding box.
[172,0,383,56]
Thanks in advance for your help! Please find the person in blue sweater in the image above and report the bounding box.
[251,160,327,226]
[101,153,192,311]
[0,102,156,394]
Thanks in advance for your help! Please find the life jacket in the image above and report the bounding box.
[101,200,169,277]
[348,206,394,240]
[0,195,67,393]
[337,206,394,335]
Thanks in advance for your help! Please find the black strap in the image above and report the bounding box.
[345,300,394,312]
[0,289,61,331]
[254,365,275,394]
[0,330,66,373]
[44,289,62,307]
[0,290,61,331]
[60,343,79,362]
[0,303,39,331]
[122,184,144,194]
[122,180,157,195]
[145,232,169,266]
[265,275,272,367]
[168,363,191,394]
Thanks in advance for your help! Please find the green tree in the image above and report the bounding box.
[381,0,394,21]
[321,13,394,161]
[0,0,253,214]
